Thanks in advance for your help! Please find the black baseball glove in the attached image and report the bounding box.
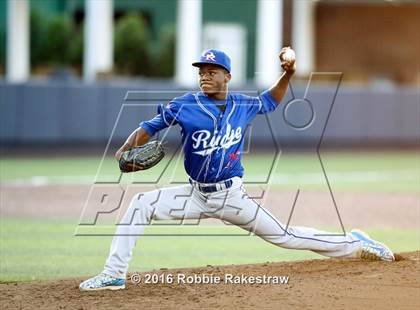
[119,141,165,173]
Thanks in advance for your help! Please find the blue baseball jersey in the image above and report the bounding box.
[140,90,279,183]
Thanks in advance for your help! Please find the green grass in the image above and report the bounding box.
[0,152,419,282]
[0,219,419,282]
[1,151,419,192]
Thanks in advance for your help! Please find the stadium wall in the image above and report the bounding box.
[0,81,418,148]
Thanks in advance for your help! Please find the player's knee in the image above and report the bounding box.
[120,192,155,225]
[128,191,157,214]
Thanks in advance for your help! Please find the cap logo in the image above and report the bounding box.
[205,52,216,61]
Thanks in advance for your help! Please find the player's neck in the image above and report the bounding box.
[206,89,228,101]
[207,94,227,100]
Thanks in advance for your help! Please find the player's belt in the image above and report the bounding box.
[189,178,234,193]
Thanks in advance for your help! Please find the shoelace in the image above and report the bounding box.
[361,244,382,260]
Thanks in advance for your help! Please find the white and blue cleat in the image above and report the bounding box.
[79,273,126,291]
[351,229,395,262]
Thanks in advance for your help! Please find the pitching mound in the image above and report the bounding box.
[1,251,419,310]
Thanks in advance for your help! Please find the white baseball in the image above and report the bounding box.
[282,49,295,63]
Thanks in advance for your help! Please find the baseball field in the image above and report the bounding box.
[1,151,419,309]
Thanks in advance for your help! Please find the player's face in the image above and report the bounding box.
[198,65,231,98]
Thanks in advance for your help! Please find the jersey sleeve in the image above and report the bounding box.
[243,90,280,123]
[256,90,279,114]
[139,102,179,137]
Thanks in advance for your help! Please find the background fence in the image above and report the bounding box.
[1,81,418,148]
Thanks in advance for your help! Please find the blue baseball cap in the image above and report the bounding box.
[192,49,231,72]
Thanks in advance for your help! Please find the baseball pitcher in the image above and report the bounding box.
[80,48,394,291]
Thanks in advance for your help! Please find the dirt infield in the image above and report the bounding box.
[1,251,418,310]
